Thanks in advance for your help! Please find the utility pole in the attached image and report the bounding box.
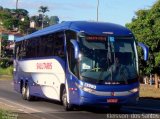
[97,0,99,22]
[42,14,44,29]
[16,0,18,9]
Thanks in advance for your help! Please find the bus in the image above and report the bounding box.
[13,21,148,111]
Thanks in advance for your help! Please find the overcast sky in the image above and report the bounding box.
[0,0,157,26]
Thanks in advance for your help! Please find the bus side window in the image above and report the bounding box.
[69,45,78,75]
[38,37,46,57]
[26,40,33,58]
[21,40,27,59]
[45,35,54,57]
[54,32,65,59]
[66,30,78,76]
[30,39,37,58]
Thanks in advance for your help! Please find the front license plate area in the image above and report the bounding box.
[107,99,118,103]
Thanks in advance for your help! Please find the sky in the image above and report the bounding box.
[0,0,158,26]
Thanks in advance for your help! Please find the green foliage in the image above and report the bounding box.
[13,9,29,17]
[0,34,13,58]
[0,66,13,75]
[0,6,60,33]
[49,16,59,25]
[155,52,160,66]
[0,59,13,68]
[0,6,3,11]
[4,18,19,30]
[30,14,60,30]
[19,16,30,34]
[0,110,16,119]
[0,7,30,34]
[43,15,50,27]
[38,6,49,14]
[0,54,13,76]
[126,0,160,75]
[38,6,49,29]
[0,111,2,119]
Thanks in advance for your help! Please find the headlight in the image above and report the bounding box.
[83,87,95,93]
[130,88,139,93]
[75,83,95,93]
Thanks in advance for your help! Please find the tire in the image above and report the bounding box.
[22,83,27,100]
[26,84,33,101]
[62,88,73,111]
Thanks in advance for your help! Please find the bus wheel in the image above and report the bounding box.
[22,84,27,100]
[26,84,33,101]
[62,88,73,111]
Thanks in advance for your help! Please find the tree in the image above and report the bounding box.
[0,9,13,30]
[11,9,30,33]
[3,8,10,13]
[49,16,59,25]
[38,6,49,29]
[38,6,49,14]
[19,16,30,34]
[43,15,50,27]
[12,9,29,18]
[0,6,3,11]
[126,0,160,75]
[0,7,30,34]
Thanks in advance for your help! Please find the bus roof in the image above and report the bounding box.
[16,21,133,42]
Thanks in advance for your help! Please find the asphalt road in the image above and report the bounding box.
[0,79,160,119]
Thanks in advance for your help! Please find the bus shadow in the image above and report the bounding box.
[31,97,160,114]
[34,98,125,114]
[81,106,122,114]
[140,97,160,100]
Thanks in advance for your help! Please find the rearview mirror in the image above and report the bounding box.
[138,42,149,61]
[70,40,79,59]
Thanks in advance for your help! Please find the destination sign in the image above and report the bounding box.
[86,36,106,42]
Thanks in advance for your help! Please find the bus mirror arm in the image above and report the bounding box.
[138,42,149,61]
[70,40,80,59]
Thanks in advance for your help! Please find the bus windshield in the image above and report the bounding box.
[78,35,138,84]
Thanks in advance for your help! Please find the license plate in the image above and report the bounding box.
[107,99,118,103]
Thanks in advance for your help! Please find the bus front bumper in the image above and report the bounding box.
[77,91,139,107]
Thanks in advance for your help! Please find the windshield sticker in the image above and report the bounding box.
[109,37,115,42]
[82,63,91,69]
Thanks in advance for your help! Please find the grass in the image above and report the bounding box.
[0,110,18,119]
[140,84,160,99]
[0,75,12,80]
[0,66,13,76]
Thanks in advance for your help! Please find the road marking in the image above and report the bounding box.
[0,97,64,119]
